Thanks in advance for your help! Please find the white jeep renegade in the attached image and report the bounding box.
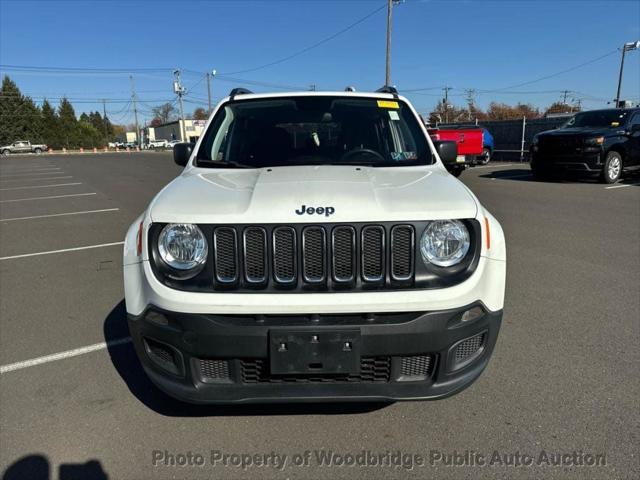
[123,87,506,404]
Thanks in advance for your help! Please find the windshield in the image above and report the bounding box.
[563,110,629,128]
[196,96,431,168]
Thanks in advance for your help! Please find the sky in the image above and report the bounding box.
[1,0,639,125]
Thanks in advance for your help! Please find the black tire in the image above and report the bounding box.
[450,168,463,178]
[1,149,10,156]
[479,148,491,165]
[34,148,42,154]
[600,151,622,184]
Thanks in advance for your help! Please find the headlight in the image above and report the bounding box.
[420,220,470,267]
[585,136,605,145]
[158,223,208,275]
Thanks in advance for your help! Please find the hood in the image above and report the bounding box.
[148,165,478,224]
[538,127,618,138]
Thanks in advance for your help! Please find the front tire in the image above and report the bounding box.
[34,148,42,154]
[1,149,10,156]
[601,151,622,184]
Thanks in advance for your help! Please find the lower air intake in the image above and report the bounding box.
[197,359,231,383]
[455,332,486,364]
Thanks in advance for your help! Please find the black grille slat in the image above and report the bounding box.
[361,226,385,282]
[391,225,414,281]
[240,357,391,383]
[243,227,267,284]
[302,227,326,283]
[214,227,238,283]
[332,226,355,283]
[273,227,296,284]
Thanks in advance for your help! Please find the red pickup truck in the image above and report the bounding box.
[427,127,484,177]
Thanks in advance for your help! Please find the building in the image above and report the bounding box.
[146,119,206,144]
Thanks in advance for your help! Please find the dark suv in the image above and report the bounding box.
[530,108,640,183]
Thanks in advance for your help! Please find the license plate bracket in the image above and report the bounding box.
[269,330,361,375]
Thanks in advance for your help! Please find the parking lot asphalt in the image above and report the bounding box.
[0,153,638,480]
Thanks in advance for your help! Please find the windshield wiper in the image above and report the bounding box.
[196,159,250,169]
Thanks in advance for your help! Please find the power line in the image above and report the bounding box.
[217,2,387,75]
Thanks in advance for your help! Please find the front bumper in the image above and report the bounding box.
[127,303,502,404]
[531,150,604,173]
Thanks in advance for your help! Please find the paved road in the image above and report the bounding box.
[1,154,638,480]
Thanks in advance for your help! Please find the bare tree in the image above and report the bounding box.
[151,103,177,124]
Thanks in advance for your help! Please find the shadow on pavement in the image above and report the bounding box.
[104,301,390,417]
[2,455,108,480]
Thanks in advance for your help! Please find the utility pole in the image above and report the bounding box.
[561,90,570,105]
[385,0,393,86]
[465,89,476,121]
[615,41,640,107]
[442,86,452,123]
[174,69,187,142]
[102,99,108,145]
[206,69,216,115]
[130,75,140,145]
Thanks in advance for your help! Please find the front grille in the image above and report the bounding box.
[539,136,582,154]
[207,223,417,291]
[455,332,486,363]
[240,357,391,383]
[400,355,434,379]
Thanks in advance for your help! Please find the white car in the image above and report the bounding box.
[123,87,506,404]
[148,139,169,149]
[167,140,180,148]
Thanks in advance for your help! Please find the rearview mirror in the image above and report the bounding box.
[433,140,458,164]
[173,142,195,166]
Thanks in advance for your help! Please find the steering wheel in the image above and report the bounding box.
[340,148,386,163]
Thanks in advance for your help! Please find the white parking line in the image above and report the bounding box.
[605,183,640,190]
[0,208,119,222]
[0,171,64,178]
[0,167,59,172]
[0,241,124,260]
[0,182,81,191]
[0,337,132,374]
[0,192,96,203]
[0,176,73,183]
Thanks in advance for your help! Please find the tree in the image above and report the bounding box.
[486,102,540,121]
[0,75,43,145]
[192,107,207,120]
[151,103,176,124]
[57,97,78,148]
[427,101,468,125]
[149,118,163,127]
[41,99,60,148]
[544,101,581,116]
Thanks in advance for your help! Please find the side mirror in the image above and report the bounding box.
[433,140,458,164]
[173,142,195,166]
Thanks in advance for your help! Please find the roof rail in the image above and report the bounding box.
[229,87,253,99]
[375,85,398,96]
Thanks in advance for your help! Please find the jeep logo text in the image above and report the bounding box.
[295,205,335,217]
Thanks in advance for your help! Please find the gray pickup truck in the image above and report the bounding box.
[1,140,48,155]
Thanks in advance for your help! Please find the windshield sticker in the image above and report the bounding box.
[388,111,400,121]
[377,100,399,109]
[391,151,417,161]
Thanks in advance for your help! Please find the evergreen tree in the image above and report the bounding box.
[58,97,78,148]
[41,99,60,148]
